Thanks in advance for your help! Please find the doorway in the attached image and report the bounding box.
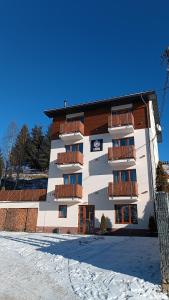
[78,205,95,234]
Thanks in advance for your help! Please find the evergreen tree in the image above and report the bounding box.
[39,126,51,170]
[156,161,169,192]
[26,126,44,170]
[0,150,4,185]
[10,125,30,174]
[100,214,107,234]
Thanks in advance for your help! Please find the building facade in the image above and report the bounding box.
[36,90,161,234]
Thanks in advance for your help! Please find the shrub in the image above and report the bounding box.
[100,214,107,234]
[149,216,157,233]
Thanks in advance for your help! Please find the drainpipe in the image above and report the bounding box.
[140,94,156,213]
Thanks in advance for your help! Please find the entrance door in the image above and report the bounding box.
[78,205,95,234]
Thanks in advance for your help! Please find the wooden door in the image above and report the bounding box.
[78,205,95,234]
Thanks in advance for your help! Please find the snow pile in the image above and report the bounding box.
[0,232,168,300]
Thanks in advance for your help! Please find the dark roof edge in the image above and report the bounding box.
[44,90,155,118]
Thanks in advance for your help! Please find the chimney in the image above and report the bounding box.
[64,99,67,108]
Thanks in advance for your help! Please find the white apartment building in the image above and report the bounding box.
[36,90,161,234]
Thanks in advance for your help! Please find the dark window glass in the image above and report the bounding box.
[128,137,134,146]
[72,144,76,152]
[123,205,129,223]
[112,140,119,147]
[70,174,76,185]
[65,145,70,152]
[59,205,67,218]
[79,143,83,153]
[77,173,82,185]
[131,205,138,224]
[115,205,122,223]
[113,171,119,183]
[130,169,137,182]
[63,175,69,185]
[121,170,129,182]
[120,139,127,146]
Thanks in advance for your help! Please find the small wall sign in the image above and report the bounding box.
[91,139,103,152]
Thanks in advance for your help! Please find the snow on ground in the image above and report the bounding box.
[0,232,168,300]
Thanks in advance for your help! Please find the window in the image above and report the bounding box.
[65,143,83,153]
[63,173,82,185]
[59,205,67,218]
[91,139,103,152]
[113,169,137,183]
[115,204,138,224]
[112,140,119,147]
[121,170,129,182]
[112,137,135,147]
[67,116,84,123]
[130,169,137,182]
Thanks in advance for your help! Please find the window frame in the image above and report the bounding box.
[113,169,137,183]
[63,173,82,185]
[65,143,83,153]
[115,204,138,224]
[112,137,135,147]
[59,205,67,218]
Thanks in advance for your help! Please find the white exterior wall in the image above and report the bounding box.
[37,123,158,230]
[148,100,159,188]
[0,202,39,209]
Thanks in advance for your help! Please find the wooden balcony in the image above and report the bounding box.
[57,151,83,171]
[108,146,136,168]
[108,182,138,200]
[59,121,84,142]
[55,184,82,202]
[0,189,47,202]
[108,112,134,136]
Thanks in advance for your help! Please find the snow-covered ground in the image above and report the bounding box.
[0,232,168,300]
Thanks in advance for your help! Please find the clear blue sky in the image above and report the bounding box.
[0,0,168,160]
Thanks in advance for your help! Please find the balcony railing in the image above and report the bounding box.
[108,146,136,161]
[57,151,83,165]
[55,184,82,198]
[60,121,84,135]
[108,182,138,197]
[108,112,134,128]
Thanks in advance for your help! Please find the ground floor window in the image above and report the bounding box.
[115,204,138,224]
[59,205,67,218]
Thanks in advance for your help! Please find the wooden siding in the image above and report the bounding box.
[108,146,136,160]
[55,184,82,198]
[108,182,138,197]
[50,100,150,139]
[57,151,83,165]
[84,107,109,135]
[0,189,47,202]
[0,208,38,232]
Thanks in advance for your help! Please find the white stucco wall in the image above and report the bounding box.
[37,123,158,230]
[0,202,39,208]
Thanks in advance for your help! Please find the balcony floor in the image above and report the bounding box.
[108,158,136,169]
[108,125,134,137]
[59,132,83,143]
[109,195,138,202]
[57,163,83,172]
[54,197,82,203]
